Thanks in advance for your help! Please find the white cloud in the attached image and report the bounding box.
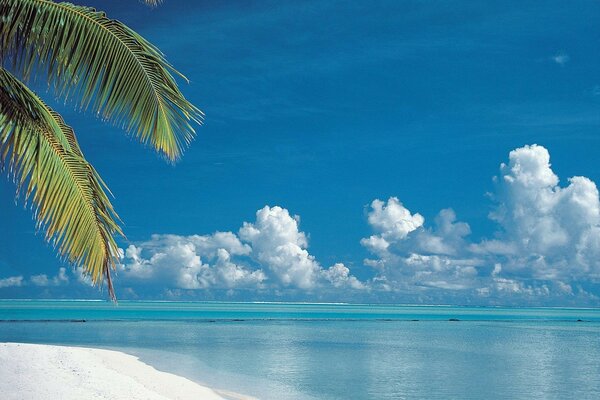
[30,267,69,287]
[74,266,94,286]
[0,275,23,288]
[238,206,364,290]
[115,205,363,293]
[322,263,365,290]
[360,198,424,254]
[362,198,481,292]
[6,144,599,304]
[415,208,471,256]
[486,144,600,280]
[551,53,569,66]
[119,233,265,290]
[362,144,600,301]
[239,206,321,289]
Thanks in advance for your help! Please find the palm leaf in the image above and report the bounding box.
[0,67,123,299]
[143,0,163,6]
[0,0,203,161]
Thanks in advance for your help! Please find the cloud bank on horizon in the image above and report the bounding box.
[2,144,599,305]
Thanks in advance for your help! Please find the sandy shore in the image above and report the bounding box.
[0,342,251,400]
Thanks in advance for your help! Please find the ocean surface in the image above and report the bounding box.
[1,300,599,399]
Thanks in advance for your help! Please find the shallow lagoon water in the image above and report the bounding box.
[1,300,599,399]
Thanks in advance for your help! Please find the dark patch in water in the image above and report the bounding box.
[0,319,86,323]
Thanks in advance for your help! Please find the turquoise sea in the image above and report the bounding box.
[1,300,599,399]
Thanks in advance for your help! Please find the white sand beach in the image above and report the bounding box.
[0,342,251,400]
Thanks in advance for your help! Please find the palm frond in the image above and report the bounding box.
[143,0,163,7]
[0,67,123,299]
[0,0,203,161]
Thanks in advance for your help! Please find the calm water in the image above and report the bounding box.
[1,301,599,399]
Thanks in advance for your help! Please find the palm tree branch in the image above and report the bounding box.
[0,0,203,161]
[0,67,123,299]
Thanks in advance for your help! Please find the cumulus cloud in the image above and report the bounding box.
[30,267,69,287]
[239,206,320,289]
[362,198,482,292]
[361,144,600,303]
[4,144,599,304]
[322,263,365,290]
[485,144,600,280]
[114,206,363,294]
[360,198,424,259]
[0,275,23,288]
[119,232,265,290]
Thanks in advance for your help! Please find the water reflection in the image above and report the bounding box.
[1,307,599,399]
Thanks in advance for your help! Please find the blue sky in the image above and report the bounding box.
[1,0,600,304]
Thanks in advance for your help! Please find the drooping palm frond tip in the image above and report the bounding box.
[0,67,123,299]
[143,0,163,6]
[0,0,204,162]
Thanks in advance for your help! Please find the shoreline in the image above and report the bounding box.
[0,342,255,400]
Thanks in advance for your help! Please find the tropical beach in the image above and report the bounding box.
[2,0,600,399]
[1,301,600,399]
[0,343,231,400]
